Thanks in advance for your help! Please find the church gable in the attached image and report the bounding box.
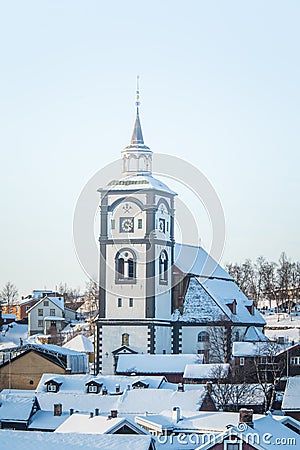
[178,278,229,323]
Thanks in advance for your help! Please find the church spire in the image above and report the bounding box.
[130,76,144,145]
[122,77,152,175]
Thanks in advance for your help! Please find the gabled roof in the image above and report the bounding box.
[0,390,38,422]
[27,296,64,314]
[195,414,299,450]
[183,364,230,380]
[63,334,94,353]
[244,326,268,342]
[174,243,233,280]
[55,413,148,435]
[179,277,266,325]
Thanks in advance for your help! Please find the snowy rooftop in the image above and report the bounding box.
[197,414,300,450]
[102,174,176,195]
[116,354,203,374]
[183,364,229,380]
[35,374,207,414]
[180,277,266,325]
[282,377,300,411]
[174,243,232,281]
[0,430,154,450]
[63,334,94,353]
[36,373,165,395]
[136,410,263,434]
[0,390,36,421]
[55,413,147,435]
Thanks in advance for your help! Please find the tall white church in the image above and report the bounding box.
[95,93,266,375]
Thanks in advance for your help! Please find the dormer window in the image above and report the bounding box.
[86,381,103,394]
[246,303,254,315]
[227,300,237,315]
[45,380,62,393]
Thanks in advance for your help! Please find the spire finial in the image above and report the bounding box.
[136,75,140,108]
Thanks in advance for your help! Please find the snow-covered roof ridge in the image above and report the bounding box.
[174,243,233,280]
[116,353,203,374]
[63,334,94,353]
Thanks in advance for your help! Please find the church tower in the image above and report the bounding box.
[95,83,177,374]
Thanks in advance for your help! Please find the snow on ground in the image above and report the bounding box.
[263,313,300,343]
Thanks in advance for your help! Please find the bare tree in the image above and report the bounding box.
[207,321,232,363]
[210,365,260,412]
[253,341,286,411]
[0,282,18,306]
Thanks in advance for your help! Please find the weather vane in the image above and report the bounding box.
[136,75,140,108]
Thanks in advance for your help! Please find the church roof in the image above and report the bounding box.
[105,173,176,195]
[174,243,233,280]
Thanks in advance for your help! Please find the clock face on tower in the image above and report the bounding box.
[120,217,134,233]
[158,218,165,233]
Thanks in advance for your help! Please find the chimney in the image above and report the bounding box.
[206,381,213,394]
[102,386,108,396]
[177,383,184,392]
[111,410,118,418]
[95,408,99,416]
[89,412,94,419]
[115,384,120,393]
[239,409,254,428]
[172,406,181,423]
[65,368,72,374]
[70,408,74,416]
[54,403,62,416]
[127,384,131,391]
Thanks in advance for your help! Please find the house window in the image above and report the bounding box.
[118,298,122,307]
[43,300,49,306]
[159,250,168,284]
[50,309,55,316]
[122,333,129,346]
[138,219,142,229]
[291,357,300,365]
[198,331,209,342]
[38,320,43,328]
[115,249,136,283]
[111,219,115,230]
[88,385,98,393]
[26,305,30,311]
[259,356,268,364]
[240,357,245,366]
[38,308,43,316]
[129,298,133,307]
[47,384,57,392]
[224,441,241,450]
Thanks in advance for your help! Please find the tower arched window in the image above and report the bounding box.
[159,250,168,284]
[115,249,136,283]
[122,333,129,346]
[198,331,209,343]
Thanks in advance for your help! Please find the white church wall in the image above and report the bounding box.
[154,326,172,354]
[100,325,149,375]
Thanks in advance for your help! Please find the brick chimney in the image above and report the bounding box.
[89,412,94,419]
[177,383,184,392]
[239,409,254,428]
[54,403,62,416]
[95,408,99,416]
[102,386,108,395]
[115,384,120,393]
[111,410,118,418]
[69,408,74,416]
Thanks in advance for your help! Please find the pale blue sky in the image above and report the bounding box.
[0,1,299,295]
